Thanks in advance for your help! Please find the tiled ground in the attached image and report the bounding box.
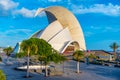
[0,60,120,80]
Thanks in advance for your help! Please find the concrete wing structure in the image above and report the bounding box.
[12,6,86,55]
[33,6,86,53]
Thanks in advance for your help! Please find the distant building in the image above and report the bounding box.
[12,6,86,55]
[0,47,5,53]
[85,50,114,61]
[116,51,120,60]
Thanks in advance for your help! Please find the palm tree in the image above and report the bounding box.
[88,53,96,62]
[110,42,119,52]
[17,38,66,77]
[109,42,119,59]
[17,38,38,78]
[3,46,13,62]
[73,50,84,73]
[60,54,67,73]
[3,46,13,57]
[51,50,66,72]
[43,50,66,77]
[38,45,66,77]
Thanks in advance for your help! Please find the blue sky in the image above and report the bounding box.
[0,0,120,51]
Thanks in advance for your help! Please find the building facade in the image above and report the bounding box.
[85,50,114,61]
[12,6,86,54]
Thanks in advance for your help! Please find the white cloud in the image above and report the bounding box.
[103,26,120,32]
[36,11,46,17]
[13,7,46,18]
[72,3,120,16]
[90,26,101,30]
[84,31,94,37]
[89,26,120,33]
[0,28,33,47]
[13,7,36,18]
[48,0,61,2]
[0,0,18,10]
[0,29,33,37]
[6,29,32,34]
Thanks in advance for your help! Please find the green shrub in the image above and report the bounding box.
[0,70,6,80]
[90,61,102,65]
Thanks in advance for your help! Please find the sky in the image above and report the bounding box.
[0,0,120,51]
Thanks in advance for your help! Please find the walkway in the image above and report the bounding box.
[0,60,120,80]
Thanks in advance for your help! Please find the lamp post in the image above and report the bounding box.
[86,50,90,65]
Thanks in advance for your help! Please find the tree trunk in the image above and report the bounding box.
[77,61,80,73]
[63,61,64,73]
[26,51,30,77]
[45,65,48,77]
[6,56,9,65]
[17,58,20,67]
[7,56,9,62]
[114,49,117,60]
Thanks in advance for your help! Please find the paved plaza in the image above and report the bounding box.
[0,60,120,80]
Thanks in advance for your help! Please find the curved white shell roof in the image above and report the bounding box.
[33,6,86,52]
